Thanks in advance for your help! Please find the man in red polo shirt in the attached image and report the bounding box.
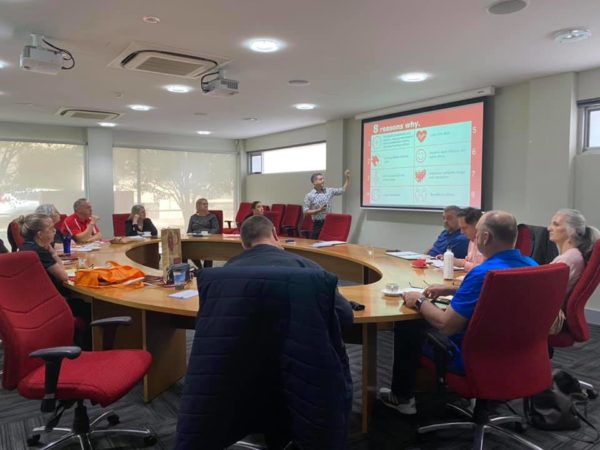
[62,198,103,244]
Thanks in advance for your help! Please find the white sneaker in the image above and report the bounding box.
[379,388,417,415]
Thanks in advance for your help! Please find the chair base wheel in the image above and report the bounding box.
[514,422,527,433]
[27,434,41,446]
[587,389,598,400]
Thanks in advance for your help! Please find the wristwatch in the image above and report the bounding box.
[415,296,427,311]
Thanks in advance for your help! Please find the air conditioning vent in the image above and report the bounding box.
[109,42,229,79]
[56,108,122,121]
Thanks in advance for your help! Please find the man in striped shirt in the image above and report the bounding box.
[303,170,350,239]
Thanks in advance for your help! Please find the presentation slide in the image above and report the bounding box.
[361,101,484,210]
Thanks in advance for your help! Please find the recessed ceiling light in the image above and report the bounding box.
[487,0,527,15]
[142,16,160,24]
[0,59,9,69]
[288,79,310,86]
[247,38,283,53]
[243,117,259,121]
[128,104,153,111]
[553,28,592,44]
[193,112,208,116]
[398,72,429,83]
[196,130,212,135]
[293,103,317,110]
[164,84,192,93]
[98,122,117,128]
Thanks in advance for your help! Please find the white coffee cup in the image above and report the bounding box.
[200,230,209,236]
[142,231,151,237]
[385,283,400,293]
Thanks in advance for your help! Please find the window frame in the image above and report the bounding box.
[578,100,600,153]
[247,140,326,175]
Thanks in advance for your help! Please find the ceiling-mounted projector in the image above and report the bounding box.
[20,34,66,75]
[202,71,239,97]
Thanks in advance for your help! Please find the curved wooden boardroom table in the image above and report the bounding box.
[67,235,450,433]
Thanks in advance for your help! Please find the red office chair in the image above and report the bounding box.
[318,213,352,241]
[111,213,129,237]
[515,224,533,257]
[549,240,600,397]
[7,219,24,251]
[56,214,67,235]
[264,211,282,233]
[271,203,286,218]
[208,209,223,233]
[418,264,569,449]
[299,214,313,238]
[0,252,155,449]
[223,202,252,234]
[281,204,302,237]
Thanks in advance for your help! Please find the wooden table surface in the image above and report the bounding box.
[65,234,454,433]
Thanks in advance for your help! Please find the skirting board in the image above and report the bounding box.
[585,308,600,325]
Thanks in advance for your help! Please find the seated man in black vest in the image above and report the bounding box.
[226,215,353,328]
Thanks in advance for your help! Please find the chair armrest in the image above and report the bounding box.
[424,329,453,354]
[90,316,132,350]
[29,346,81,412]
[224,220,233,228]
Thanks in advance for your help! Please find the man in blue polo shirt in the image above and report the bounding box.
[380,210,537,414]
[427,205,470,258]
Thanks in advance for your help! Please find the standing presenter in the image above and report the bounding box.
[303,170,350,239]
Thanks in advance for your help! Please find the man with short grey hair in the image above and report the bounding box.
[426,205,469,258]
[303,170,350,239]
[62,198,102,244]
[226,215,353,327]
[380,210,537,415]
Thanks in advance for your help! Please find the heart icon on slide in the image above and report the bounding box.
[416,130,427,142]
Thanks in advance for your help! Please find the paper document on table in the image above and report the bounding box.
[168,290,198,299]
[386,251,426,260]
[312,241,346,248]
[431,260,464,271]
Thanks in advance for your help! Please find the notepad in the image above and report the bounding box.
[312,241,346,248]
[386,251,426,260]
[168,289,198,299]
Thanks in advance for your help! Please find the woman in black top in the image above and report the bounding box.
[125,204,158,236]
[18,213,69,285]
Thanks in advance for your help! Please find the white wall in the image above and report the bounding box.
[244,121,350,212]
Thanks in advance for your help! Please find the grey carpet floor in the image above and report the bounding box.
[2,326,600,450]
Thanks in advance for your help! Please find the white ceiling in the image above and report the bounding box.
[0,0,599,139]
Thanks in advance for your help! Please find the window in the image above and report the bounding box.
[113,147,237,231]
[0,141,85,244]
[249,142,326,174]
[580,101,600,151]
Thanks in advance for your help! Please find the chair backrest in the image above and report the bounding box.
[7,219,24,252]
[559,240,600,343]
[0,252,74,390]
[527,224,559,264]
[515,224,532,257]
[271,203,286,217]
[318,213,352,241]
[56,214,67,235]
[112,213,129,237]
[462,264,569,400]
[264,211,282,232]
[282,204,302,229]
[208,210,223,233]
[299,214,313,237]
[176,266,350,450]
[234,202,252,228]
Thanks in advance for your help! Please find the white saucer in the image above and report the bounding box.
[382,289,402,297]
